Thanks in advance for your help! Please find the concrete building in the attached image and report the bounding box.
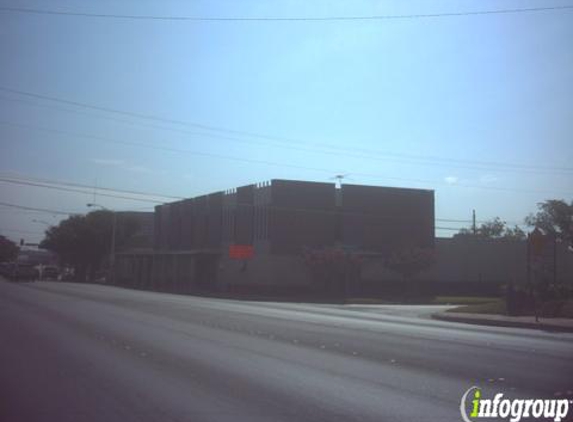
[115,179,434,294]
[17,247,57,266]
[115,180,573,296]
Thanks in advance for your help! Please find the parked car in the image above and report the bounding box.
[41,266,59,280]
[94,270,108,284]
[60,267,75,282]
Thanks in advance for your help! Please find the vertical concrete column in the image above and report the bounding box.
[174,255,180,293]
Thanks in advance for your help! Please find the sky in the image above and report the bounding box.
[0,0,572,243]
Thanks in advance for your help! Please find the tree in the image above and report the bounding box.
[384,247,435,298]
[0,235,19,262]
[502,225,526,241]
[525,199,572,245]
[40,211,139,282]
[454,217,526,240]
[524,200,573,303]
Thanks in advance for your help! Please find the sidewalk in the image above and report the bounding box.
[432,311,573,333]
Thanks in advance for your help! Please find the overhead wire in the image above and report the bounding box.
[0,172,528,226]
[1,5,572,21]
[0,177,507,224]
[3,120,572,197]
[0,195,503,228]
[0,201,78,215]
[0,178,166,204]
[1,228,46,235]
[2,2,559,236]
[1,88,572,175]
[0,173,184,201]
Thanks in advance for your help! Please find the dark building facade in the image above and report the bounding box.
[115,179,435,293]
[153,180,434,255]
[340,184,434,254]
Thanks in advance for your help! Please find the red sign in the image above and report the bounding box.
[229,245,254,260]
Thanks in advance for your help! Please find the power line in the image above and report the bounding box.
[0,200,155,216]
[0,195,444,224]
[0,86,273,137]
[0,178,165,204]
[0,191,526,236]
[1,5,572,21]
[4,120,573,197]
[1,87,572,175]
[0,201,78,215]
[0,177,521,225]
[0,94,172,133]
[437,218,475,224]
[0,173,184,201]
[167,195,528,226]
[2,175,442,223]
[1,228,45,234]
[0,120,339,177]
[0,172,528,225]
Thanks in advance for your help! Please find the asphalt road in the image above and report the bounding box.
[1,279,572,422]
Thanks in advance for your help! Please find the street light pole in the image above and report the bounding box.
[87,203,117,283]
[110,211,117,276]
[31,219,52,281]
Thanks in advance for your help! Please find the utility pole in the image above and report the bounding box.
[87,203,117,284]
[472,209,476,235]
[553,233,557,286]
[110,212,117,277]
[32,219,51,281]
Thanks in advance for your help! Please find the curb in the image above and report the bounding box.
[431,312,573,333]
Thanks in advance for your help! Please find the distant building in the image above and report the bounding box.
[116,179,434,294]
[17,248,57,266]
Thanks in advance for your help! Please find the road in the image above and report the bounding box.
[1,279,572,422]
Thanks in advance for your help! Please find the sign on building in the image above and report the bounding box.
[229,245,254,260]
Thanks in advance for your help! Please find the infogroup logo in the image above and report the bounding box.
[460,386,570,422]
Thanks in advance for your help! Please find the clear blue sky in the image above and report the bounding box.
[1,0,572,243]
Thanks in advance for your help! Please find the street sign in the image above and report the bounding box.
[229,245,254,260]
